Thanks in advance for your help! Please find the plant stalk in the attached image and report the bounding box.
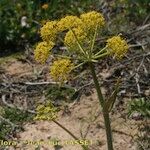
[89,62,114,150]
[53,120,88,150]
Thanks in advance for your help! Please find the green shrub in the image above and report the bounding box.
[128,97,150,150]
[112,0,149,23]
[45,85,77,104]
[126,0,149,21]
[128,97,150,118]
[0,0,39,53]
[0,106,34,140]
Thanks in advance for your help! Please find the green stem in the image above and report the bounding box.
[89,62,114,150]
[73,61,86,69]
[94,46,107,56]
[53,120,88,150]
[54,54,72,59]
[93,52,108,60]
[70,28,87,56]
[90,24,98,55]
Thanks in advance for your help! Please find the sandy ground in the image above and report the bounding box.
[7,91,137,150]
[1,58,139,150]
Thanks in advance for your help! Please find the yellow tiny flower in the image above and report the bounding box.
[80,11,105,33]
[42,3,49,10]
[40,21,58,42]
[34,41,54,64]
[106,35,129,59]
[34,102,58,121]
[50,59,74,82]
[57,15,82,32]
[64,27,88,52]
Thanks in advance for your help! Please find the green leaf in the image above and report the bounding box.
[104,78,120,112]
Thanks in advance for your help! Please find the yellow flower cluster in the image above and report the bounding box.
[56,11,105,35]
[34,11,129,85]
[40,21,58,42]
[34,102,58,121]
[50,59,74,82]
[62,11,105,52]
[64,27,88,52]
[106,36,129,59]
[34,41,54,64]
[57,16,82,32]
[37,11,105,56]
[80,11,105,33]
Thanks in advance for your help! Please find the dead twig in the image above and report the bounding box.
[24,81,59,85]
[1,95,35,114]
[130,23,150,34]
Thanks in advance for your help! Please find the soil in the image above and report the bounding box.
[13,92,138,150]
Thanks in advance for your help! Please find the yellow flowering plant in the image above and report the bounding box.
[34,102,58,121]
[34,11,129,150]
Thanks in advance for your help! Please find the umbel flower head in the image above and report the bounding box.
[57,15,82,32]
[34,11,129,81]
[62,11,105,54]
[34,41,54,64]
[106,35,129,59]
[64,27,88,53]
[80,11,105,34]
[35,11,106,62]
[40,21,58,42]
[34,101,58,121]
[50,59,74,83]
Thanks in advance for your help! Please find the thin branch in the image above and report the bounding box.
[1,95,35,114]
